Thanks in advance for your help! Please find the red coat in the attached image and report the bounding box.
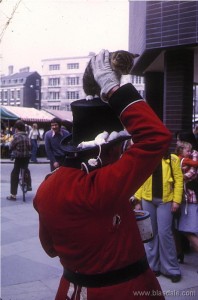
[34,85,171,299]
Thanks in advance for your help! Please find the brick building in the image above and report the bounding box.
[129,0,198,147]
[0,66,41,109]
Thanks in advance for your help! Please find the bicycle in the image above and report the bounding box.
[18,168,29,202]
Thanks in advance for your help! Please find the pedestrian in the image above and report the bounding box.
[176,141,198,186]
[7,120,32,201]
[25,123,31,135]
[29,123,39,163]
[44,117,70,171]
[134,152,183,282]
[175,139,198,253]
[33,49,171,300]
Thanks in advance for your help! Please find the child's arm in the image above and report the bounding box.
[183,157,198,167]
[182,157,198,181]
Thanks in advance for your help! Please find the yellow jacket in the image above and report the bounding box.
[135,154,183,204]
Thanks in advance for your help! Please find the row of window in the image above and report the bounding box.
[49,63,79,71]
[47,90,144,101]
[0,90,21,100]
[0,89,40,101]
[46,90,144,100]
[131,76,145,84]
[1,75,143,88]
[1,78,40,86]
[47,76,143,86]
[0,100,20,105]
[48,77,80,86]
[48,91,80,100]
[1,78,24,85]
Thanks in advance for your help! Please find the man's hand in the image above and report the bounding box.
[171,201,180,213]
[91,49,120,101]
[134,202,142,210]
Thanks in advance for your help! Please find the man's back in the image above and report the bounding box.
[10,131,31,158]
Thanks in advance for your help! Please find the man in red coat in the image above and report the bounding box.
[33,50,171,299]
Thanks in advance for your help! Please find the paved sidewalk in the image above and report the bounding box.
[0,157,50,164]
[1,162,61,300]
[1,162,198,299]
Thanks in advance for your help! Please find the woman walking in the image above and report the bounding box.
[29,123,39,163]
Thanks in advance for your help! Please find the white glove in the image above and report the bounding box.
[94,131,109,145]
[91,49,120,101]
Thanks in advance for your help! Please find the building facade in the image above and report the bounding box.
[0,55,145,112]
[129,0,198,147]
[0,66,41,109]
[41,53,94,110]
[41,54,145,110]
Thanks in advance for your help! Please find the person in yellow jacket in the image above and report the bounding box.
[134,153,183,283]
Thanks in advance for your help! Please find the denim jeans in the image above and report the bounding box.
[10,157,31,195]
[30,139,38,162]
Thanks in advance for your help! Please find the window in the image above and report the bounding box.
[36,90,40,100]
[11,90,15,99]
[134,76,142,84]
[36,79,40,86]
[17,90,20,99]
[51,105,59,109]
[66,77,80,85]
[66,91,79,100]
[49,92,60,100]
[65,104,71,111]
[67,63,79,69]
[4,91,8,99]
[131,75,135,84]
[48,78,60,86]
[49,64,60,71]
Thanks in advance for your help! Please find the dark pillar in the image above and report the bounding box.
[144,72,164,121]
[164,49,194,148]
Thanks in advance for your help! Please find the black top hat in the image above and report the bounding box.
[61,97,131,156]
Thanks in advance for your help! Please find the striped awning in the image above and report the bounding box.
[44,109,72,123]
[1,105,54,122]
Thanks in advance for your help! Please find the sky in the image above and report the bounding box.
[0,0,129,75]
